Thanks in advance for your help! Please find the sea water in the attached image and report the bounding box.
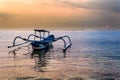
[0,30,120,80]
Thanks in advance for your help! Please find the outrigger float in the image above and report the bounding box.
[8,29,72,52]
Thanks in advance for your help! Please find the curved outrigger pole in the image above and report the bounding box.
[54,35,72,52]
[8,36,28,48]
[8,35,40,48]
[8,29,72,53]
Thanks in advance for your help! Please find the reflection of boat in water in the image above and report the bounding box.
[8,45,67,72]
[31,47,50,72]
[8,29,72,53]
[31,46,67,72]
[8,46,50,72]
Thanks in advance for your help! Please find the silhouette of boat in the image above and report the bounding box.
[8,29,72,52]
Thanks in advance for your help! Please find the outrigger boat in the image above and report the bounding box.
[8,29,72,52]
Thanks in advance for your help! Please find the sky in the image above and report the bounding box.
[0,0,120,30]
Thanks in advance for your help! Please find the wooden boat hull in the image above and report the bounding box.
[31,41,53,50]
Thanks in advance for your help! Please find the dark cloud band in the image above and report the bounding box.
[60,0,120,13]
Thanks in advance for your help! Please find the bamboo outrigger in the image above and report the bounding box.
[8,29,72,52]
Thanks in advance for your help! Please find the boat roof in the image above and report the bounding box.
[34,29,50,32]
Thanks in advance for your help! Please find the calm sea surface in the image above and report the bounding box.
[0,30,120,80]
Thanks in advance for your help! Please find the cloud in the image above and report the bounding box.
[0,13,10,17]
[1,0,120,13]
[0,0,120,30]
[59,0,120,13]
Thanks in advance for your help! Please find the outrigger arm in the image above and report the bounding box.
[8,36,30,48]
[8,33,41,48]
[54,35,72,52]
